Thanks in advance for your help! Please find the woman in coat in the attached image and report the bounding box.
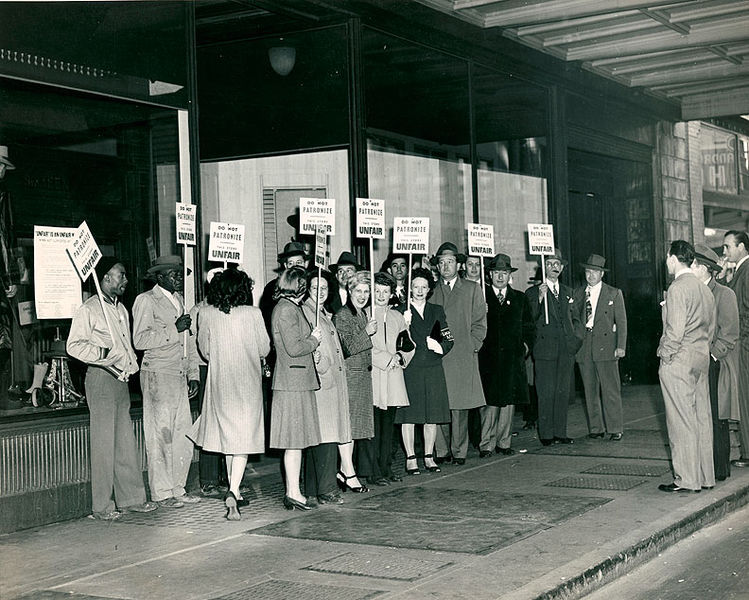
[301,268,356,504]
[397,267,453,474]
[371,271,414,484]
[189,268,270,520]
[270,266,322,511]
[333,270,376,491]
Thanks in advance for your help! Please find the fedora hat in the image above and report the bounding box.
[146,254,189,278]
[487,253,518,272]
[429,242,466,266]
[694,243,722,273]
[277,241,309,262]
[540,248,567,266]
[580,253,609,272]
[0,146,15,170]
[330,251,362,273]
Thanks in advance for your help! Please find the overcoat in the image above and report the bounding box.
[271,298,320,392]
[571,282,627,362]
[333,305,375,439]
[479,285,535,407]
[429,277,487,410]
[712,278,740,420]
[371,305,414,409]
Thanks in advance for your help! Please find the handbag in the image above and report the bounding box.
[396,329,415,353]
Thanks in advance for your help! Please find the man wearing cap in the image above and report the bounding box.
[572,254,627,441]
[385,253,409,307]
[330,251,361,313]
[428,242,487,464]
[478,254,535,456]
[692,244,739,482]
[132,255,201,508]
[657,240,715,493]
[525,249,581,445]
[67,257,157,520]
[259,241,309,333]
[723,230,749,468]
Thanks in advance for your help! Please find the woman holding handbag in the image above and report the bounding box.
[371,272,415,484]
[270,266,322,511]
[397,267,453,475]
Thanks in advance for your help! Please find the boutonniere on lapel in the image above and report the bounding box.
[506,299,510,305]
[608,300,614,306]
[568,298,574,304]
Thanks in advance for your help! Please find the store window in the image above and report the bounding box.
[0,78,183,419]
[473,65,549,289]
[363,29,472,269]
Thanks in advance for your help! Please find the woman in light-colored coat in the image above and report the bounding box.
[371,272,414,484]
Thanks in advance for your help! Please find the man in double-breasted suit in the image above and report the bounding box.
[525,248,581,445]
[429,242,487,464]
[723,230,749,468]
[657,240,715,493]
[478,254,535,456]
[572,254,627,441]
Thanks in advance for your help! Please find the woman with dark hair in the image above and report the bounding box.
[397,267,453,475]
[333,270,376,491]
[270,266,322,510]
[300,269,356,504]
[371,271,414,484]
[189,268,270,520]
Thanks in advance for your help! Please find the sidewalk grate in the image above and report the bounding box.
[582,463,672,477]
[213,579,383,599]
[304,551,454,581]
[545,475,647,491]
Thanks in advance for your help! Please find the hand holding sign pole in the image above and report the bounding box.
[301,197,336,326]
[527,223,555,325]
[393,217,430,310]
[176,203,197,357]
[467,223,495,302]
[314,228,327,326]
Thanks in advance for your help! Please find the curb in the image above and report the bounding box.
[534,483,749,600]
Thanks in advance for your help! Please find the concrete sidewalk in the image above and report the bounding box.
[2,385,748,600]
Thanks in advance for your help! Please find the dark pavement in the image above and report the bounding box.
[1,385,748,600]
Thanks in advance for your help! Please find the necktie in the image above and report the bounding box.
[585,288,592,325]
[551,284,558,300]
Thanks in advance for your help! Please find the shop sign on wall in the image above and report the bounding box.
[701,126,738,194]
[34,225,82,319]
[299,197,336,235]
[208,222,244,264]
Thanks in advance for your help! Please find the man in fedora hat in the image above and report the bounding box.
[68,257,157,519]
[132,254,201,508]
[693,243,739,482]
[330,251,362,313]
[259,241,310,332]
[478,253,535,457]
[428,242,486,464]
[572,254,627,441]
[525,248,581,445]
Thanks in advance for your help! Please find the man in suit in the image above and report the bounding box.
[479,254,535,456]
[693,244,739,481]
[525,248,581,445]
[723,230,749,468]
[132,255,201,508]
[572,254,627,441]
[429,242,487,464]
[329,251,361,314]
[464,256,483,284]
[259,241,309,334]
[385,252,409,307]
[657,240,715,493]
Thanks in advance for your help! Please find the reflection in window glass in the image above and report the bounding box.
[701,124,738,195]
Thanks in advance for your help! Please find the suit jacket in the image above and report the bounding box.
[429,276,487,409]
[479,285,535,407]
[572,282,627,362]
[525,281,581,360]
[132,286,199,380]
[727,258,749,351]
[710,278,740,419]
[270,298,320,392]
[657,271,715,374]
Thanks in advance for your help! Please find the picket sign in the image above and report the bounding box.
[527,223,555,325]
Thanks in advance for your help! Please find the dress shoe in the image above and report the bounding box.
[496,447,515,456]
[388,474,403,483]
[588,432,605,439]
[701,485,715,490]
[453,457,466,465]
[479,450,493,458]
[337,471,369,492]
[122,501,158,513]
[405,455,420,475]
[731,458,749,468]
[658,483,700,493]
[540,438,554,446]
[435,454,453,465]
[423,454,441,472]
[610,433,623,441]
[283,495,313,510]
[555,437,574,444]
[224,492,241,520]
[373,477,391,486]
[317,492,344,505]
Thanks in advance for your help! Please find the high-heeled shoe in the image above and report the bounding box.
[405,455,420,475]
[423,454,441,473]
[336,471,369,493]
[224,491,241,520]
[283,495,312,511]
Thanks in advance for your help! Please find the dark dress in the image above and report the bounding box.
[395,302,453,425]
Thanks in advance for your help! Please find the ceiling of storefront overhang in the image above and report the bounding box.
[415,0,749,120]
